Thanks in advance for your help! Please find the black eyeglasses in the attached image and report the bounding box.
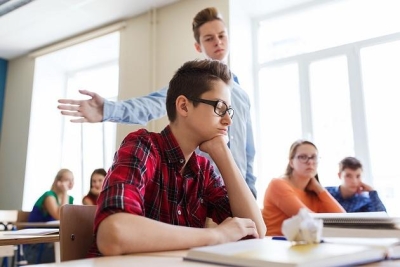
[189,98,234,119]
[296,154,319,164]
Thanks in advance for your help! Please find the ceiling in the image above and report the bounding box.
[0,0,314,60]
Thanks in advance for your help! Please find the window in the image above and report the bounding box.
[309,56,354,185]
[360,40,400,214]
[255,0,400,215]
[23,32,119,210]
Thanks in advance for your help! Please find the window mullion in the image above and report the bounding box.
[347,47,373,184]
[298,60,313,140]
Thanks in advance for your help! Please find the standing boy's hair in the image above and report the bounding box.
[192,7,225,43]
[166,60,232,122]
[339,157,363,172]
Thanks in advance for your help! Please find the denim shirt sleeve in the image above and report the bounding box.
[231,79,257,198]
[102,86,168,125]
[245,110,257,198]
[367,190,387,212]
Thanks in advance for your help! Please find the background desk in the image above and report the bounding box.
[0,232,60,262]
[0,232,59,246]
[15,221,60,229]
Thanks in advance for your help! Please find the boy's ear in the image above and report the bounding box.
[194,42,202,53]
[176,96,189,116]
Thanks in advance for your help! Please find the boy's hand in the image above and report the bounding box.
[357,182,373,193]
[211,217,259,244]
[58,89,105,123]
[198,135,228,155]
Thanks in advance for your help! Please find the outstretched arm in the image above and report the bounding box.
[58,90,104,123]
[58,87,168,124]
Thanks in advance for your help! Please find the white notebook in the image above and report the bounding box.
[3,228,59,235]
[310,212,400,227]
[184,238,386,267]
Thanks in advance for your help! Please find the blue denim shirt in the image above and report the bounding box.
[326,186,387,212]
[103,78,257,198]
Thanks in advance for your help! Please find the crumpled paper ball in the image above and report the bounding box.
[281,208,323,244]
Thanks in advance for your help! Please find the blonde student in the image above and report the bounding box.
[262,140,345,236]
[87,60,265,257]
[24,168,74,264]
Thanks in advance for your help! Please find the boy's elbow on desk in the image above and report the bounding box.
[97,216,126,256]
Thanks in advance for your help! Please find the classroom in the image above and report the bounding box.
[1,0,400,266]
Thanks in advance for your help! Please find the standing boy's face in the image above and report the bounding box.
[195,20,230,63]
[339,168,363,193]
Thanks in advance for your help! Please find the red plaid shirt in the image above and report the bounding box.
[88,126,232,256]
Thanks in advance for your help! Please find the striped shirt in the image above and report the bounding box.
[88,126,232,256]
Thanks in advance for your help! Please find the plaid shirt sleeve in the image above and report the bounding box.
[93,130,157,233]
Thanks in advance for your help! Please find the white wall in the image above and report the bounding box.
[0,0,229,209]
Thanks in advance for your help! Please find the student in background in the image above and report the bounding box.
[326,156,387,213]
[82,168,106,205]
[262,140,345,236]
[88,60,265,257]
[57,7,258,198]
[24,168,74,264]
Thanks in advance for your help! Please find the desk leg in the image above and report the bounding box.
[54,242,60,263]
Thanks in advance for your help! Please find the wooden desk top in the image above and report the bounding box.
[24,248,400,267]
[0,232,59,246]
[28,254,221,267]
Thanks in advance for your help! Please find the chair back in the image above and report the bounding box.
[60,204,97,261]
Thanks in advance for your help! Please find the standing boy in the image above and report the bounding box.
[326,156,386,212]
[57,7,258,198]
[88,60,265,256]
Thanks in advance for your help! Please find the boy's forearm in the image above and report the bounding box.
[210,148,266,237]
[97,213,218,255]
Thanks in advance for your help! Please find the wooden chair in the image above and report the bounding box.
[59,205,97,262]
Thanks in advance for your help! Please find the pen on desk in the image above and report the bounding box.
[272,236,325,243]
[272,236,287,241]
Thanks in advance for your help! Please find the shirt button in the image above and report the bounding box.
[177,210,181,215]
[180,159,184,163]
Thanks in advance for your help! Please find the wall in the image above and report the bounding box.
[0,56,35,209]
[0,0,229,209]
[0,58,7,136]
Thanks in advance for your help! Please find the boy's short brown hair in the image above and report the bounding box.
[339,157,363,172]
[192,7,224,43]
[166,59,231,122]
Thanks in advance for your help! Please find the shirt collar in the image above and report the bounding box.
[160,126,201,174]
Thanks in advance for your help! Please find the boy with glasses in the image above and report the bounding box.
[57,7,257,198]
[326,157,387,213]
[88,60,265,256]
